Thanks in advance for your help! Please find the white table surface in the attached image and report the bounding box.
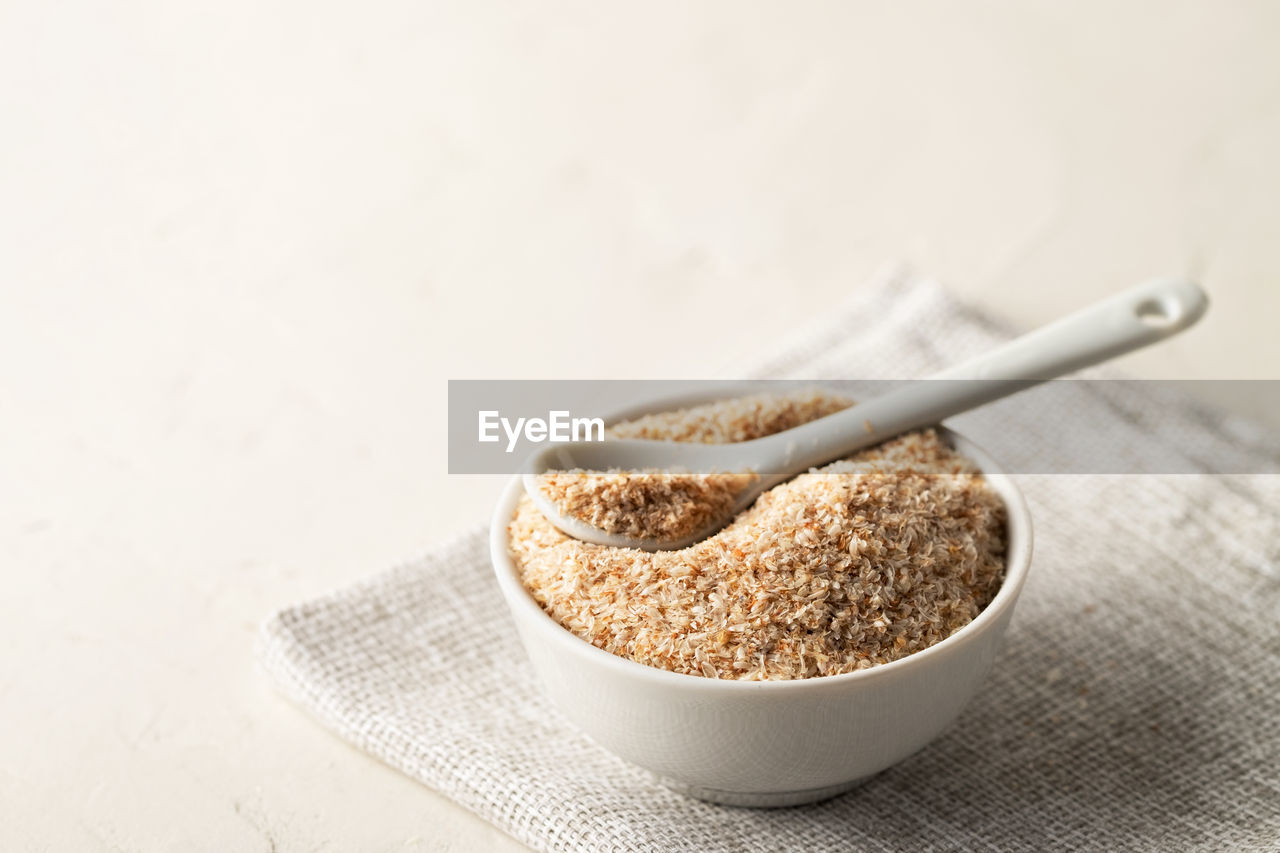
[3,2,1277,850]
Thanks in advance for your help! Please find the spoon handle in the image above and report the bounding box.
[750,278,1208,475]
[928,277,1207,381]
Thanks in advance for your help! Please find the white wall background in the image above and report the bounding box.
[2,2,1277,850]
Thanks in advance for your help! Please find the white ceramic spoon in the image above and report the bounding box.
[523,278,1208,550]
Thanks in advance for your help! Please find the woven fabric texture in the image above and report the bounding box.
[261,269,1280,852]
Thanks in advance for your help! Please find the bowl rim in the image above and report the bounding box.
[489,386,1034,694]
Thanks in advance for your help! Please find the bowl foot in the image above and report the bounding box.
[658,774,874,808]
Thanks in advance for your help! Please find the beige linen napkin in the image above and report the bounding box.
[261,268,1280,852]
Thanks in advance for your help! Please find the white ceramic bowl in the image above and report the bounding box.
[490,398,1034,807]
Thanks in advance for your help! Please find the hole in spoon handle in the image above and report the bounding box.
[1128,279,1209,335]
